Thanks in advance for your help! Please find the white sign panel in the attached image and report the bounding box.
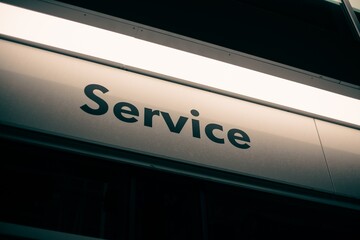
[0,39,333,193]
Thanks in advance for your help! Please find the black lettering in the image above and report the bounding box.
[205,123,224,144]
[228,128,251,149]
[80,84,109,115]
[191,109,201,138]
[161,111,188,134]
[113,102,139,123]
[144,108,160,127]
[81,85,251,150]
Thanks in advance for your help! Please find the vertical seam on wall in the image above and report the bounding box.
[314,119,335,193]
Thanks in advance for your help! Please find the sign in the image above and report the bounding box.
[0,39,334,194]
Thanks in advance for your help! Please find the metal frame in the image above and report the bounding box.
[342,0,360,41]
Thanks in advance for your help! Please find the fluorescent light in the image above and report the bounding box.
[0,2,359,127]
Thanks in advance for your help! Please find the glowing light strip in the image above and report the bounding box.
[0,2,359,127]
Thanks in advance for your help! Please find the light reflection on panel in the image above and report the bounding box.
[315,120,360,199]
[0,2,359,128]
[0,39,333,193]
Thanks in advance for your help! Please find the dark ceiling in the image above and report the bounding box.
[56,0,360,87]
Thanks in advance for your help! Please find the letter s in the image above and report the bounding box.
[80,84,109,115]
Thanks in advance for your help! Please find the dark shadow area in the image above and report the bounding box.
[1,127,360,239]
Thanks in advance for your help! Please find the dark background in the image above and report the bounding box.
[2,1,360,239]
[56,0,360,87]
[1,128,360,240]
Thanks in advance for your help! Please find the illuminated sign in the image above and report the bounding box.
[0,0,360,202]
[0,39,335,195]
